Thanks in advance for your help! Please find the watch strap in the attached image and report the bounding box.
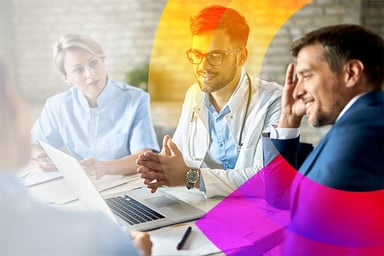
[186,168,200,190]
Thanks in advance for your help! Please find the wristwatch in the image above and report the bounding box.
[185,168,200,190]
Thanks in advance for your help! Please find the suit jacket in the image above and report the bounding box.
[262,90,384,255]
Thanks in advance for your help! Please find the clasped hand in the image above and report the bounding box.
[136,135,189,193]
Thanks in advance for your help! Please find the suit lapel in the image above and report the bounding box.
[298,90,383,176]
[290,91,383,213]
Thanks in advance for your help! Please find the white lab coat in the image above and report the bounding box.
[173,71,283,197]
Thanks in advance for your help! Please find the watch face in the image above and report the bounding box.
[187,169,199,183]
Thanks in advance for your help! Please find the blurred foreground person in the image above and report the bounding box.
[0,59,152,256]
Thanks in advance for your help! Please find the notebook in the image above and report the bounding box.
[39,141,205,231]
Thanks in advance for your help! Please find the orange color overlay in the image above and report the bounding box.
[149,0,312,101]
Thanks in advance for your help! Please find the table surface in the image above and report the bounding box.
[26,171,286,256]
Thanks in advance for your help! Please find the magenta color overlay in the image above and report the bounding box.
[196,155,384,255]
[195,160,290,255]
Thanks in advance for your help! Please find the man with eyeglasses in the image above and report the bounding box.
[137,5,283,198]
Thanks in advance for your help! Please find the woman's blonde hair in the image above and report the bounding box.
[53,34,105,76]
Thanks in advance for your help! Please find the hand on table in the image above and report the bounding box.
[80,157,108,180]
[34,152,57,172]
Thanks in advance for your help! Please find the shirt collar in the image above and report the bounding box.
[232,67,247,96]
[336,92,367,122]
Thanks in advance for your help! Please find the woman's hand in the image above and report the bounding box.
[80,157,108,180]
[34,152,57,171]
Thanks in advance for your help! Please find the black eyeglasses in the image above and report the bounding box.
[186,48,241,66]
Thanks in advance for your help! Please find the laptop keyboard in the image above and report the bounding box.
[105,195,165,225]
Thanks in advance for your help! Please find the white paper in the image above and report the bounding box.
[28,178,77,205]
[19,164,62,186]
[150,223,221,256]
[92,174,141,192]
[28,173,144,205]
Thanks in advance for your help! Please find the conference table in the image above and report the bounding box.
[21,165,288,256]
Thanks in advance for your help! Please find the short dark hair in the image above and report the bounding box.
[291,24,384,88]
[190,5,250,47]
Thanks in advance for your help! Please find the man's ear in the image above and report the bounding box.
[238,47,248,65]
[344,59,364,88]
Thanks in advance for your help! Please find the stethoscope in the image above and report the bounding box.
[188,72,252,160]
[236,72,252,155]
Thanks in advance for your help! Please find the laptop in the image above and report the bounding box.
[39,141,205,231]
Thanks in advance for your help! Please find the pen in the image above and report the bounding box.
[176,226,192,250]
[18,171,30,179]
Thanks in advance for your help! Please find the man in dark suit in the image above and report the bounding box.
[263,24,384,255]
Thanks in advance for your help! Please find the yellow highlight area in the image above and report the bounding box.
[149,0,312,102]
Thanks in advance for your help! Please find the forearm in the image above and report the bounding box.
[200,166,264,198]
[263,154,295,210]
[262,135,297,210]
[105,149,152,176]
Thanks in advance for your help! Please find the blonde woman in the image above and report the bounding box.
[32,34,159,179]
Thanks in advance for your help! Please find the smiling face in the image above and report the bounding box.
[190,28,246,96]
[63,48,107,106]
[293,44,349,127]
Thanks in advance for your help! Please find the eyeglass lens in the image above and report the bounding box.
[186,51,224,66]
